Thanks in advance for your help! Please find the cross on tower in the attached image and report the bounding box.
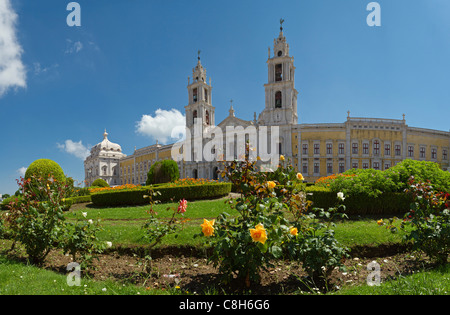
[197,50,201,61]
[280,18,285,31]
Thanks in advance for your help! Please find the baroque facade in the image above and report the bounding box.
[84,27,450,186]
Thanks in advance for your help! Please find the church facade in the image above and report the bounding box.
[85,27,450,186]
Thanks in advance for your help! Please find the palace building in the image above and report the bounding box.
[84,26,450,186]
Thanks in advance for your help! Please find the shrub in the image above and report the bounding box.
[90,182,232,207]
[389,177,449,265]
[24,159,66,201]
[199,149,348,287]
[146,160,180,185]
[386,159,450,193]
[24,159,66,184]
[6,175,68,264]
[305,186,412,215]
[91,178,109,188]
[60,211,106,268]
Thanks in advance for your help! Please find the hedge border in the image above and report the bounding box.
[91,183,232,207]
[305,186,413,215]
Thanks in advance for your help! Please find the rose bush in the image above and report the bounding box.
[199,144,348,287]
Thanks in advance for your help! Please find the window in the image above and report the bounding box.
[395,145,401,156]
[302,144,308,155]
[420,147,426,158]
[278,143,282,155]
[384,163,390,170]
[352,143,358,154]
[338,143,345,155]
[204,88,208,102]
[363,143,369,154]
[327,163,333,174]
[326,143,332,155]
[339,163,345,173]
[275,91,282,108]
[385,144,391,156]
[314,163,320,174]
[443,149,448,160]
[314,143,320,155]
[206,110,210,125]
[352,162,358,169]
[373,162,380,170]
[102,166,107,176]
[302,163,308,174]
[193,110,198,124]
[275,64,282,81]
[431,148,437,159]
[362,162,369,169]
[408,145,414,157]
[373,140,380,155]
[193,88,198,103]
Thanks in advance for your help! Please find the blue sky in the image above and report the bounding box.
[0,0,449,195]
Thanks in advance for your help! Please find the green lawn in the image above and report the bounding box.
[68,198,404,248]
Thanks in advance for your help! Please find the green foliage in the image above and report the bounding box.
[61,211,106,268]
[24,159,66,201]
[146,160,180,185]
[4,175,103,265]
[91,178,109,188]
[24,159,66,182]
[386,159,450,193]
[90,183,232,207]
[305,186,412,215]
[7,175,68,264]
[390,177,450,264]
[289,206,349,280]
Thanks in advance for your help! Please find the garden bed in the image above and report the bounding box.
[0,240,434,294]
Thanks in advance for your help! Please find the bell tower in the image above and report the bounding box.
[185,51,215,131]
[259,19,298,126]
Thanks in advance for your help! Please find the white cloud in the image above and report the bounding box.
[17,166,26,177]
[136,108,186,144]
[0,0,27,97]
[57,140,90,160]
[65,39,83,54]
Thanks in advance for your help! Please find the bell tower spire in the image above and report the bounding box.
[259,20,298,126]
[185,51,215,131]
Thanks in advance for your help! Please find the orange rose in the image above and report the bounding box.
[289,227,298,236]
[201,219,215,237]
[249,223,268,244]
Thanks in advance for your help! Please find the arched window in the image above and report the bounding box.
[204,88,208,102]
[275,91,282,108]
[102,166,107,176]
[193,88,198,103]
[193,110,197,124]
[275,64,282,81]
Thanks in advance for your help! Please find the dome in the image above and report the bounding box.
[91,129,123,154]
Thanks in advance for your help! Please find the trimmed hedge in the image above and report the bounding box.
[91,182,232,207]
[305,186,413,215]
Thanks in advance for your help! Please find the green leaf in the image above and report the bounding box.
[271,245,282,258]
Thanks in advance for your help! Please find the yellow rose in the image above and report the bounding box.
[267,181,276,190]
[201,219,215,237]
[280,155,285,161]
[249,223,268,245]
[296,173,304,181]
[289,227,298,236]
